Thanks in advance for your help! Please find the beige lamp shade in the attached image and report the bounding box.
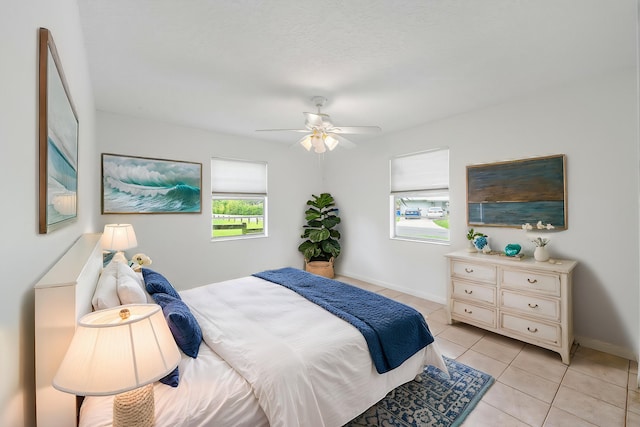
[53,304,180,396]
[101,224,138,252]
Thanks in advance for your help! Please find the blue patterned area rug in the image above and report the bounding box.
[344,357,494,427]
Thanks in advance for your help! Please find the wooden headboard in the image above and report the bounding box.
[34,233,103,427]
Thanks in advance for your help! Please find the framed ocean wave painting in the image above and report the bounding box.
[101,153,202,214]
[39,28,79,233]
[467,154,567,229]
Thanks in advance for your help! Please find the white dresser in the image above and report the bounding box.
[445,250,578,364]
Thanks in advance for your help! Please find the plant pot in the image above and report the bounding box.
[534,246,550,262]
[305,258,335,278]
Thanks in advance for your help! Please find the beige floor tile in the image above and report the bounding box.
[425,308,450,325]
[392,294,443,312]
[569,352,628,388]
[552,386,625,426]
[511,345,568,383]
[561,369,627,409]
[481,331,526,353]
[377,288,404,299]
[483,382,550,426]
[543,407,598,427]
[437,323,484,348]
[630,359,638,374]
[334,276,385,293]
[499,365,560,403]
[435,336,467,359]
[629,371,640,390]
[628,389,640,415]
[627,410,640,426]
[461,401,530,427]
[458,349,509,379]
[425,319,448,336]
[472,336,522,364]
[573,346,629,372]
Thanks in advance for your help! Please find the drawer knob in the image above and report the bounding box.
[464,289,473,294]
[527,327,538,333]
[527,278,538,284]
[465,268,474,273]
[464,308,473,314]
[528,303,539,309]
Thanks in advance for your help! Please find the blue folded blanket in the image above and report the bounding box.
[253,267,434,374]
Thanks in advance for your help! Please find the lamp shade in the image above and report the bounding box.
[323,133,339,151]
[101,224,138,252]
[53,304,180,396]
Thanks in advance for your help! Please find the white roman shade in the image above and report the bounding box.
[211,158,267,195]
[390,149,449,194]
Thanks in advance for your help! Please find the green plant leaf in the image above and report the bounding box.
[309,228,330,242]
[322,216,341,229]
[314,193,335,208]
[321,239,341,258]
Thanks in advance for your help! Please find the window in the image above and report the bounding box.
[390,148,450,243]
[211,158,267,240]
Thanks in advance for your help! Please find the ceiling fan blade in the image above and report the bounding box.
[255,128,310,133]
[331,126,382,134]
[331,133,357,149]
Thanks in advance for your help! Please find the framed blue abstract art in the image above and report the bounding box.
[101,153,202,214]
[466,154,567,229]
[39,28,79,233]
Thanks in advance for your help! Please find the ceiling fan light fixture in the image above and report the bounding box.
[311,134,326,153]
[256,96,381,154]
[324,133,339,151]
[299,135,313,151]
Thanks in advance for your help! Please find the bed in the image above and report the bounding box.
[35,233,446,427]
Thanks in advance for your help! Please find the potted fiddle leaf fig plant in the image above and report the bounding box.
[298,193,341,278]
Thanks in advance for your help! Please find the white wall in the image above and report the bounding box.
[96,111,323,288]
[0,1,98,425]
[326,68,640,359]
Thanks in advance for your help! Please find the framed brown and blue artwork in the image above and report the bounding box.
[466,154,567,229]
[39,28,79,233]
[101,153,202,214]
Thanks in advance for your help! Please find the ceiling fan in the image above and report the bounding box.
[256,96,382,153]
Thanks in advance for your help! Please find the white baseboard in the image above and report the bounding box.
[574,335,638,363]
[337,270,447,305]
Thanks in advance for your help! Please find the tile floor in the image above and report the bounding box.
[336,275,640,427]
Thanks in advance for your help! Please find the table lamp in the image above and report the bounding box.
[53,304,180,427]
[101,224,138,263]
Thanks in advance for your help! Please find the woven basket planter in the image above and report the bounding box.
[304,258,335,279]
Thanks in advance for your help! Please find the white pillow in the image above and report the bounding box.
[92,261,120,310]
[116,262,153,304]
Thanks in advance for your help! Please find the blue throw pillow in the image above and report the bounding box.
[153,293,202,358]
[142,268,181,300]
[159,366,179,387]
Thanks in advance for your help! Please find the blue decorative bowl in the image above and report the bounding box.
[473,236,488,250]
[504,244,522,257]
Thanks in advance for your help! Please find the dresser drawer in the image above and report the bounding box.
[500,290,559,321]
[501,269,560,296]
[452,280,496,305]
[500,313,560,346]
[452,300,496,328]
[451,261,496,284]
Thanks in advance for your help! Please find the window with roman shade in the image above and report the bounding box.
[211,157,267,240]
[390,148,450,243]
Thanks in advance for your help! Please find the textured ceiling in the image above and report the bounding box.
[77,0,636,145]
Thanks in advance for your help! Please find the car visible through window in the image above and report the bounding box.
[404,209,421,218]
[426,207,444,218]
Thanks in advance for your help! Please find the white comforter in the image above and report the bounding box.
[80,275,445,427]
